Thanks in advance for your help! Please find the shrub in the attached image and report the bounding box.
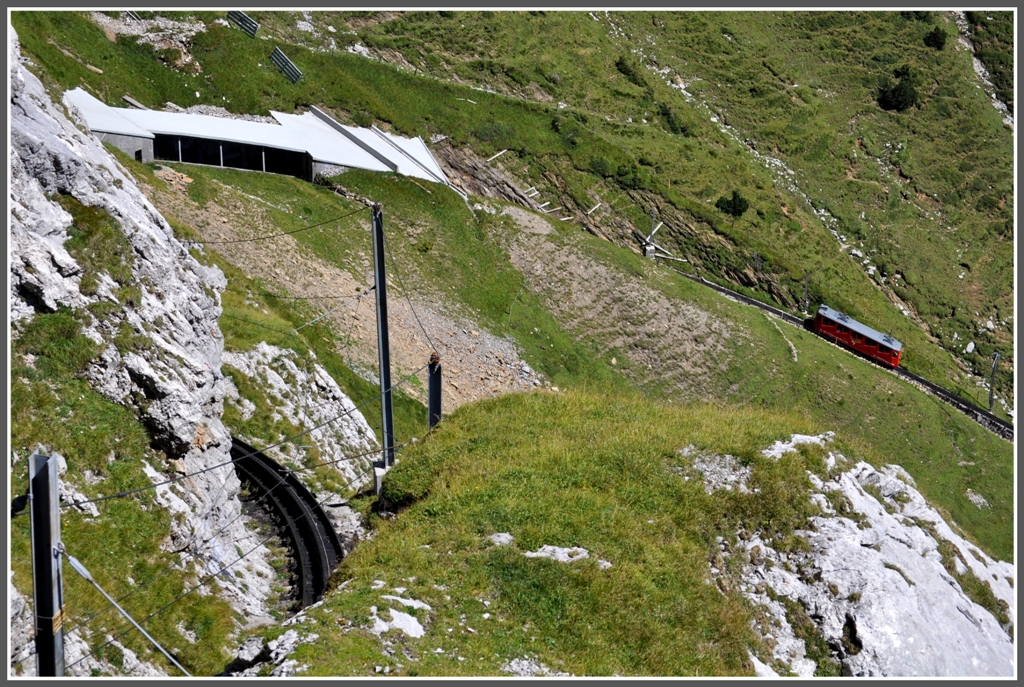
[716,190,750,217]
[590,156,613,178]
[615,54,650,92]
[923,26,947,50]
[657,101,689,136]
[352,110,373,127]
[877,66,919,112]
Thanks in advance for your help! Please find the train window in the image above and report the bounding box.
[837,325,849,333]
[821,317,835,326]
[878,345,890,354]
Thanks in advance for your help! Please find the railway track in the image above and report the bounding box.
[230,437,346,608]
[662,262,1014,443]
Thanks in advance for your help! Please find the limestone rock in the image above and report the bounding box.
[9,23,275,655]
[719,435,1014,677]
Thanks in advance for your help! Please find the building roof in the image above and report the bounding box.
[63,88,450,185]
[817,305,903,351]
[64,89,153,139]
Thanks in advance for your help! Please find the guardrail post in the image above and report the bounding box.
[29,449,65,677]
[428,352,442,429]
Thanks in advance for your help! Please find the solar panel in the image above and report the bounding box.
[270,47,302,84]
[227,11,260,38]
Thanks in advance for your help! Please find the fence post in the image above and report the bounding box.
[989,351,1000,412]
[803,270,810,314]
[371,204,395,469]
[29,449,65,677]
[428,352,442,429]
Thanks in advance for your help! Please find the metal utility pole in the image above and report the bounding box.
[428,352,442,429]
[803,270,810,313]
[371,204,395,468]
[989,351,1000,412]
[29,449,65,677]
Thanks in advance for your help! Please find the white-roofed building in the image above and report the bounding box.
[62,88,458,193]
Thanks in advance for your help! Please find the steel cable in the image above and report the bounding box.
[63,457,384,673]
[193,206,368,245]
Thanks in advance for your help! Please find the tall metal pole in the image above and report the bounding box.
[371,204,395,468]
[428,352,442,430]
[803,270,809,313]
[989,351,1000,412]
[29,449,65,677]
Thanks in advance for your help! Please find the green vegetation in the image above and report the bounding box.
[8,10,1015,676]
[134,143,1013,562]
[11,10,1013,404]
[923,26,947,50]
[877,65,919,112]
[54,194,134,295]
[264,391,827,676]
[936,538,1011,632]
[964,11,1014,114]
[9,311,237,676]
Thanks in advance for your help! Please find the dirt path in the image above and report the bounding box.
[145,167,545,410]
[142,162,741,411]
[503,208,743,400]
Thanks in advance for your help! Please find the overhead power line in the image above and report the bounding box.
[382,225,439,354]
[194,206,368,245]
[62,362,429,510]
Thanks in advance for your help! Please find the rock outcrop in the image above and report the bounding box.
[701,433,1015,677]
[9,24,335,674]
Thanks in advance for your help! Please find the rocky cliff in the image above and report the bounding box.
[697,433,1015,677]
[9,24,374,675]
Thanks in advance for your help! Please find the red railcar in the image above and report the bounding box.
[812,305,903,368]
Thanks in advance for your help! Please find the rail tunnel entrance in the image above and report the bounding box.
[229,437,346,608]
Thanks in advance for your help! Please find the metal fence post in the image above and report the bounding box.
[29,449,65,677]
[803,270,810,313]
[989,351,1000,412]
[428,352,442,429]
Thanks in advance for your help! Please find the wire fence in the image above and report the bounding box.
[25,202,440,675]
[64,458,381,673]
[56,358,429,652]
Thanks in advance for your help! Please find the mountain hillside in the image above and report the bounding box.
[7,11,1015,678]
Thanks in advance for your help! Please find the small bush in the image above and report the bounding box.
[614,54,650,92]
[657,101,690,136]
[590,156,613,178]
[352,110,373,127]
[923,26,947,50]
[716,190,750,217]
[877,65,919,112]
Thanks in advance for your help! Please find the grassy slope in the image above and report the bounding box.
[7,11,1015,675]
[13,9,1010,412]
[342,9,1014,408]
[10,313,236,676]
[138,156,1013,562]
[253,392,827,676]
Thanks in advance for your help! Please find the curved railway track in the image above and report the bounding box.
[230,437,346,608]
[663,263,1013,442]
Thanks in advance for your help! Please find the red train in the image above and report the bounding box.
[812,305,903,368]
